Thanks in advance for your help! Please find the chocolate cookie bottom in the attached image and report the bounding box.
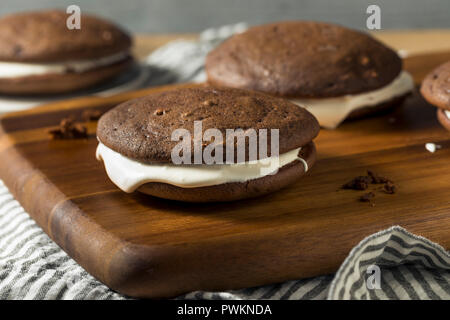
[437,108,450,131]
[138,141,316,202]
[0,57,133,96]
[345,94,410,122]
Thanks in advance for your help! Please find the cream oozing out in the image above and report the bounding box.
[445,110,450,119]
[290,71,414,129]
[0,51,129,78]
[96,142,308,192]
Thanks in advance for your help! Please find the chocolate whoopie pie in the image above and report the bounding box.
[206,21,414,129]
[420,61,450,131]
[0,10,133,95]
[96,87,320,202]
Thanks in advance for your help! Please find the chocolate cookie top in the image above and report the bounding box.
[421,61,450,111]
[0,10,132,62]
[97,87,320,163]
[206,21,402,98]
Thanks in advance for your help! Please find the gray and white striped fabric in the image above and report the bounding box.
[179,226,450,300]
[1,24,450,300]
[0,181,125,300]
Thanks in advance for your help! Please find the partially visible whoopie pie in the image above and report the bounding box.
[96,87,320,202]
[420,61,450,131]
[0,10,133,95]
[206,21,414,129]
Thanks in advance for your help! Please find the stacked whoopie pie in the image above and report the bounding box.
[0,10,133,95]
[421,61,450,131]
[96,87,319,202]
[206,21,414,129]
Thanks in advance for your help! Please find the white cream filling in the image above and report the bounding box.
[0,51,129,78]
[290,71,414,129]
[96,142,307,192]
[445,110,450,119]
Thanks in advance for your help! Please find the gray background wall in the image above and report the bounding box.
[1,0,449,33]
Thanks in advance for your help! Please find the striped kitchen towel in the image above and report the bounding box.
[1,23,450,300]
[180,227,450,300]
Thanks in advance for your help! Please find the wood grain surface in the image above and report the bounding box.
[0,50,450,299]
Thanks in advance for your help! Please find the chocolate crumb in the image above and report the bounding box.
[383,181,397,194]
[342,176,371,190]
[343,171,396,203]
[367,170,391,184]
[82,109,103,121]
[360,192,375,202]
[48,117,88,140]
[154,109,164,116]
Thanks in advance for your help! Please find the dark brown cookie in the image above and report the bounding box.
[0,10,131,62]
[420,61,450,111]
[345,95,409,122]
[206,21,402,98]
[97,86,320,164]
[437,108,450,131]
[420,61,450,131]
[0,10,133,95]
[137,142,316,202]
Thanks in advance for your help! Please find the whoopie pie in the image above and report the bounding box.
[206,21,414,129]
[0,10,133,95]
[96,87,320,202]
[421,61,450,131]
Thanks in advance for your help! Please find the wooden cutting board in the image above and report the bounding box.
[1,51,450,299]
